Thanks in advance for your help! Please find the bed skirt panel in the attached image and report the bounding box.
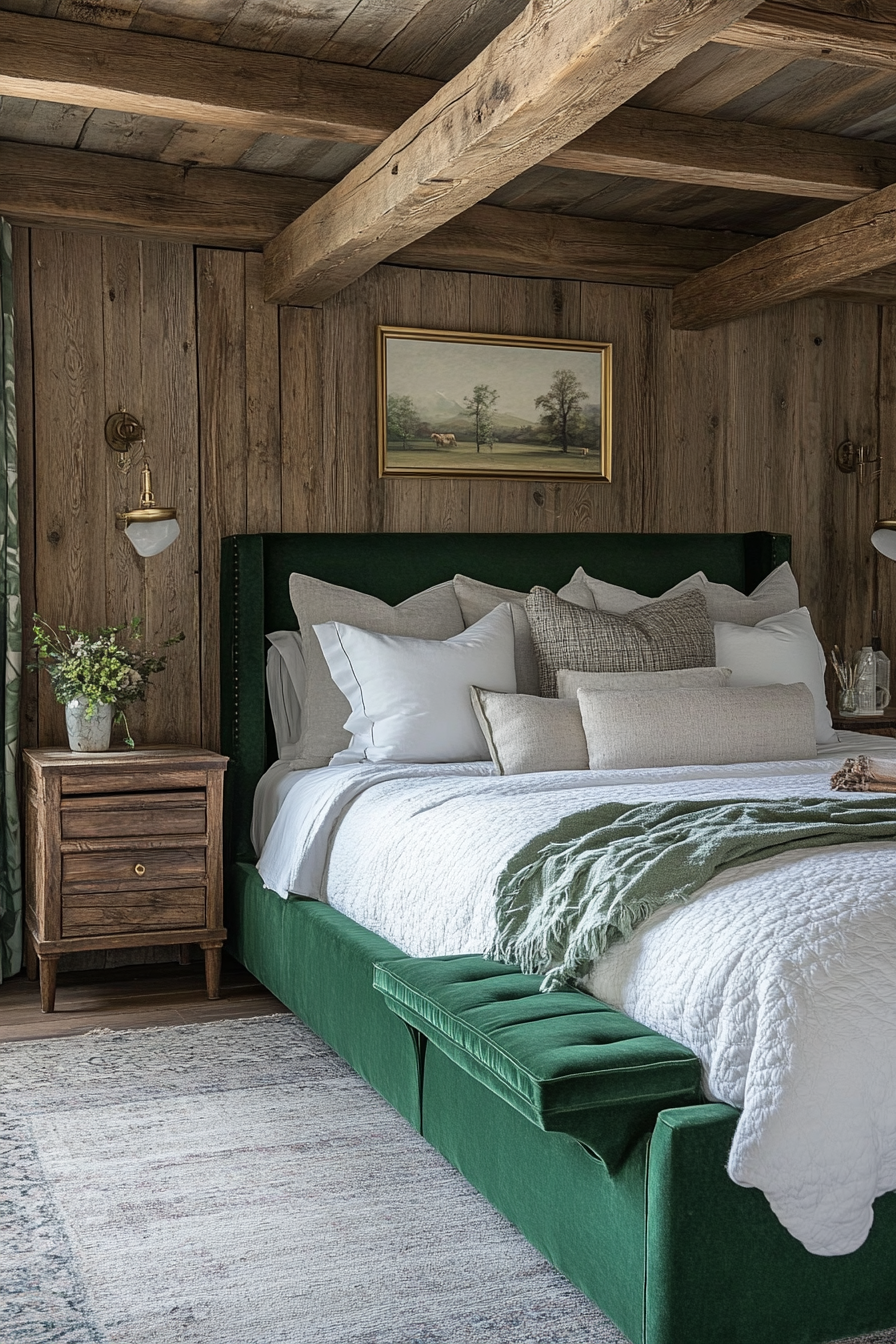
[224,863,423,1127]
[645,1105,896,1344]
[420,1043,650,1344]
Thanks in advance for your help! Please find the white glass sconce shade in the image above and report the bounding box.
[125,517,181,557]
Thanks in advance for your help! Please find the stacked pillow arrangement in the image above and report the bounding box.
[266,559,828,774]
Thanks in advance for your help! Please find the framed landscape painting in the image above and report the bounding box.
[377,326,612,481]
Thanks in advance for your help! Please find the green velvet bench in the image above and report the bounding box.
[374,955,703,1172]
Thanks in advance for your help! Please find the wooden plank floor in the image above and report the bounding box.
[0,955,290,1042]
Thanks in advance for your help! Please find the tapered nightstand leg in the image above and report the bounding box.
[201,942,222,1000]
[178,944,191,966]
[39,955,59,1013]
[25,934,38,981]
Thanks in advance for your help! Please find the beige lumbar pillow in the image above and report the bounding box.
[471,687,588,775]
[577,682,817,771]
[556,667,732,697]
[289,574,464,767]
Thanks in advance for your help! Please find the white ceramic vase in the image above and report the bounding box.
[65,697,114,752]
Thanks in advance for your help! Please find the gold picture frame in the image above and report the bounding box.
[377,326,612,482]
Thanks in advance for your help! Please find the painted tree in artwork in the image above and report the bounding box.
[463,384,499,453]
[386,394,419,447]
[535,369,588,452]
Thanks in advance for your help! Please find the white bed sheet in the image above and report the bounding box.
[253,732,896,1256]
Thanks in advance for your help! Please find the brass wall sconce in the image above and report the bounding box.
[835,438,896,561]
[835,439,880,485]
[105,409,180,557]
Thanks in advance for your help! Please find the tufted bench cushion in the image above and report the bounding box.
[374,954,703,1171]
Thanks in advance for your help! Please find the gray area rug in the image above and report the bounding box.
[1,1014,895,1344]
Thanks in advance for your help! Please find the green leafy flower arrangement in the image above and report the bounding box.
[31,616,185,748]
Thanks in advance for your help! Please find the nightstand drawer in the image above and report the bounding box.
[62,847,207,893]
[61,768,207,795]
[61,791,206,839]
[62,887,207,937]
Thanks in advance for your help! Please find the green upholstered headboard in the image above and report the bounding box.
[220,530,791,863]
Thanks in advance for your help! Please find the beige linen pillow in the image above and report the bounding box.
[557,667,731,697]
[454,575,541,696]
[577,683,817,770]
[525,587,715,696]
[557,570,702,613]
[289,574,464,767]
[471,688,588,775]
[559,563,799,625]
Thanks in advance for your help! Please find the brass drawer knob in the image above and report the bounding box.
[134,863,146,876]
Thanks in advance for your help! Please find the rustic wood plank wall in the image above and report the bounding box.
[13,224,885,752]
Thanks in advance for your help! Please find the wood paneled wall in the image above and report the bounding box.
[13,225,888,752]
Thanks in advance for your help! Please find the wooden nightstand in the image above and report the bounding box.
[23,746,228,1012]
[831,707,896,739]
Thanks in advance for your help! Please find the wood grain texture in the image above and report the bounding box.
[263,0,765,304]
[0,140,328,248]
[545,106,896,202]
[672,180,896,328]
[10,140,896,306]
[30,230,106,747]
[0,10,441,142]
[197,249,248,748]
[7,10,896,204]
[719,1,896,68]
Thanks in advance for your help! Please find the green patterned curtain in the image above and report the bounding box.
[0,220,22,981]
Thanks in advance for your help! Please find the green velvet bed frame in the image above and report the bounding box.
[220,531,896,1344]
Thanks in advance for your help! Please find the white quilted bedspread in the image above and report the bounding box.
[256,742,896,1256]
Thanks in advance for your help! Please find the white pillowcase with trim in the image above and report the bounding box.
[560,562,799,625]
[315,604,517,764]
[714,606,836,745]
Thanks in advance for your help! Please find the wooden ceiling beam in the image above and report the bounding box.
[0,9,441,145]
[0,140,329,250]
[0,137,758,279]
[549,107,896,202]
[4,12,896,204]
[672,180,896,327]
[717,1,896,69]
[263,0,768,306]
[4,138,896,303]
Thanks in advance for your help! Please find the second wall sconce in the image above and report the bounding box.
[105,410,180,557]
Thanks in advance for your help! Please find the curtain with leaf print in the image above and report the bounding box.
[0,220,22,981]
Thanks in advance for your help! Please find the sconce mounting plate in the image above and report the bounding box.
[105,410,145,472]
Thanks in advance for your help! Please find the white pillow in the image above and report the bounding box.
[714,607,836,744]
[556,666,731,697]
[265,630,305,758]
[560,563,799,625]
[314,604,516,764]
[289,574,464,768]
[578,683,817,770]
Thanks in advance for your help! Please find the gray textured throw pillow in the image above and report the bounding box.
[525,587,716,696]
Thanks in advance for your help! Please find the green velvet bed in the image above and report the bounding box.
[221,531,896,1344]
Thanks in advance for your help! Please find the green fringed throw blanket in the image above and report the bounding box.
[486,797,896,991]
